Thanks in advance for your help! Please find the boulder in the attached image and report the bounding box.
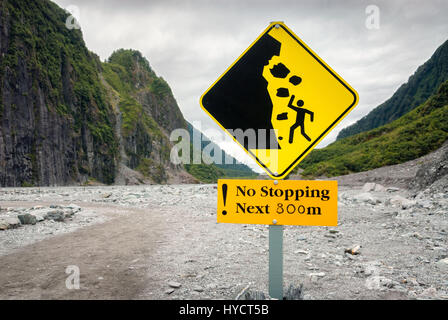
[66,204,81,213]
[362,183,386,193]
[17,213,37,225]
[353,192,379,205]
[45,210,65,222]
[389,195,416,209]
[374,184,386,192]
[193,286,204,293]
[435,258,448,271]
[63,209,76,218]
[168,281,181,289]
[30,208,52,221]
[34,214,46,222]
[362,183,376,192]
[0,217,21,230]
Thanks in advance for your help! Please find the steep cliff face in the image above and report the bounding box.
[0,0,254,186]
[0,0,118,186]
[0,1,191,186]
[102,49,193,184]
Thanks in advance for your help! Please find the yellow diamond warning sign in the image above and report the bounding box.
[200,22,358,179]
[217,179,337,226]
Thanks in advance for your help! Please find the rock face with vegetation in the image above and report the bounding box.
[0,0,255,186]
[337,39,448,140]
[0,0,118,186]
[297,80,448,177]
[101,49,189,184]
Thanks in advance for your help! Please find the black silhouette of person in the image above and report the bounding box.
[287,95,314,143]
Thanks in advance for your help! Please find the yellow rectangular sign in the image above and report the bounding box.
[217,179,337,226]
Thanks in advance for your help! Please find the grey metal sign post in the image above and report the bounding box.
[269,223,283,299]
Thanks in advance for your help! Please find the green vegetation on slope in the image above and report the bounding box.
[297,80,448,177]
[185,162,256,182]
[102,49,173,182]
[150,76,172,98]
[337,39,448,140]
[102,49,233,183]
[117,94,163,139]
[103,49,171,137]
[184,163,223,184]
[106,49,172,98]
[1,0,118,184]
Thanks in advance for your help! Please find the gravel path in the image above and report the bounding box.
[0,181,447,300]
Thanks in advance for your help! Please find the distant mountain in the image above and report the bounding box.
[337,39,448,140]
[297,79,448,177]
[186,122,257,179]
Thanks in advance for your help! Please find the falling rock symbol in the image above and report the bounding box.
[276,87,289,97]
[289,75,302,85]
[270,63,290,78]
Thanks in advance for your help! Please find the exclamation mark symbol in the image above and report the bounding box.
[222,183,228,215]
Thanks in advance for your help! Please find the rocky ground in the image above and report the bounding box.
[0,144,447,300]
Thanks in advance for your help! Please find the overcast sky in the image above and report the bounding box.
[53,0,448,172]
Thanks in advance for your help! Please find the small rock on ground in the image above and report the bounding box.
[168,281,181,289]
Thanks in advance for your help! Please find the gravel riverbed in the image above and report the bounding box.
[0,179,447,300]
